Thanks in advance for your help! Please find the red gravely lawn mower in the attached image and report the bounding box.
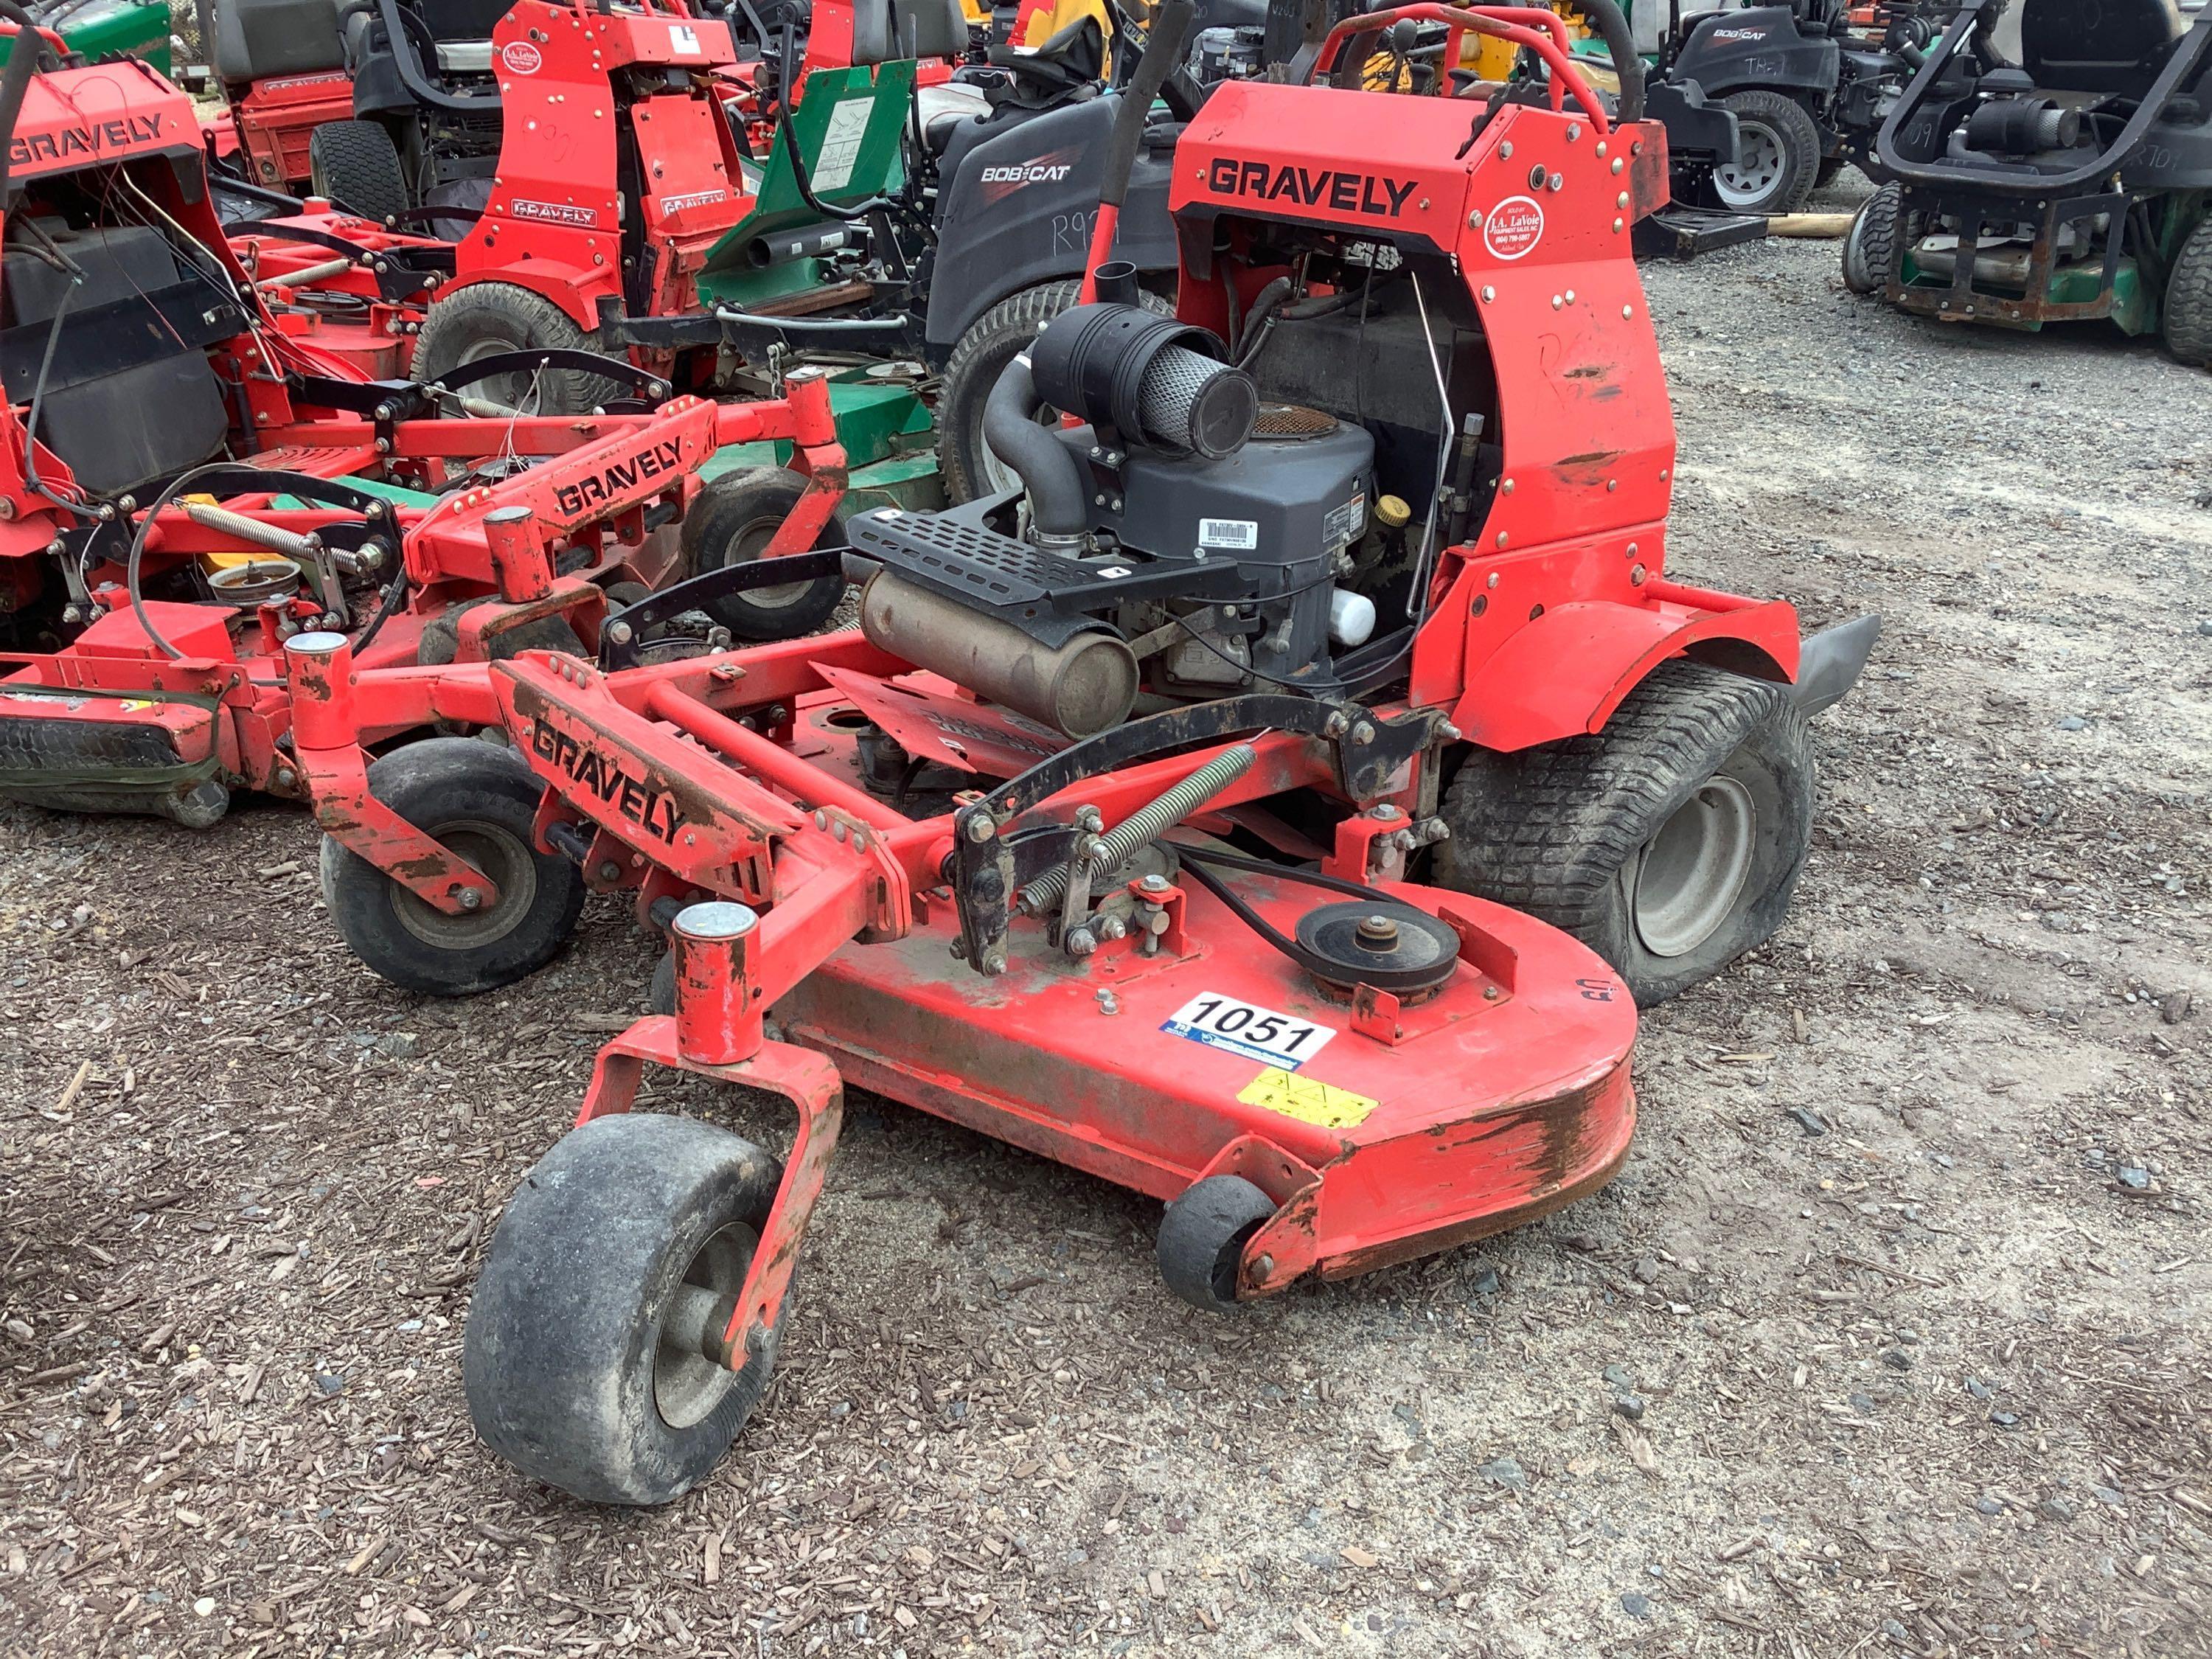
[292,0,1874,1505]
[0,26,854,824]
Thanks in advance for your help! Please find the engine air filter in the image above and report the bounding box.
[1029,302,1258,459]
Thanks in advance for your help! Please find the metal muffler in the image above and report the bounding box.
[857,571,1138,740]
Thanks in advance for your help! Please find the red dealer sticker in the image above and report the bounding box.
[500,40,543,74]
[1482,195,1545,261]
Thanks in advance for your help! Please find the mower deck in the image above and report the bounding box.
[781,872,1635,1284]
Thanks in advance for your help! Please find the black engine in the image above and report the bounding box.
[846,295,1381,737]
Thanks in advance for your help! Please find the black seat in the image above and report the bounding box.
[850,0,969,65]
[979,15,1105,111]
[417,0,510,38]
[2020,0,2185,99]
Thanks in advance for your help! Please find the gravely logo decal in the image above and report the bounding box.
[529,724,685,844]
[1482,195,1545,260]
[500,39,543,74]
[1205,156,1419,218]
[552,439,685,516]
[9,111,166,169]
[512,198,598,226]
[659,187,728,214]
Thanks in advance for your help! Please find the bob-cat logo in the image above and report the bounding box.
[552,439,686,518]
[529,723,685,844]
[1203,156,1419,218]
[1711,26,1768,40]
[979,148,1079,203]
[9,111,165,169]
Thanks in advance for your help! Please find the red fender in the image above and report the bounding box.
[1445,594,1801,754]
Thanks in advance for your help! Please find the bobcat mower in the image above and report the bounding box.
[0,22,856,824]
[291,0,1874,1506]
[1846,0,2212,364]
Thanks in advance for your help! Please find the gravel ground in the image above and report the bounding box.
[4,178,2211,1658]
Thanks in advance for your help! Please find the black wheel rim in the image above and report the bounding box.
[389,818,538,951]
[717,512,813,607]
[457,333,536,413]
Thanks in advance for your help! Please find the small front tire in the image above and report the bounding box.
[1157,1176,1278,1313]
[2163,213,2212,368]
[678,467,849,641]
[1842,182,1904,296]
[319,737,584,996]
[463,1113,787,1505]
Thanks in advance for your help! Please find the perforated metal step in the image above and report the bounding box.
[847,507,1238,617]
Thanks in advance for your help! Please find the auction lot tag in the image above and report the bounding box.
[1161,994,1335,1071]
[1238,1068,1379,1130]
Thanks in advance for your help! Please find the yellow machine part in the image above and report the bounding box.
[1464,2,1590,79]
[1016,0,1114,52]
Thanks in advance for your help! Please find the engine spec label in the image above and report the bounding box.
[1198,518,1259,551]
[1482,195,1545,261]
[1162,995,1335,1071]
[1321,493,1365,552]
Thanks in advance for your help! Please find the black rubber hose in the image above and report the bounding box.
[0,0,58,200]
[1098,0,1193,214]
[1557,0,1643,125]
[982,355,1088,538]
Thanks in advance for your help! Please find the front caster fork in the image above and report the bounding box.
[574,902,844,1374]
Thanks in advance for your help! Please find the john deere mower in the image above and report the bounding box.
[1846,0,2212,364]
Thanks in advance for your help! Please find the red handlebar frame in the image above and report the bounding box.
[0,16,72,55]
[1312,4,1611,135]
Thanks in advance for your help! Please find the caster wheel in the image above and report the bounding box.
[650,947,676,1016]
[1157,1175,1278,1313]
[464,1113,787,1505]
[319,737,585,996]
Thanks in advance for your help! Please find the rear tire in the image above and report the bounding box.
[935,281,1170,503]
[1157,1176,1277,1313]
[1433,660,1815,1006]
[319,737,584,996]
[678,467,849,640]
[309,119,408,225]
[1842,182,1904,296]
[412,281,628,416]
[1711,91,1822,216]
[463,1113,787,1505]
[2163,213,2212,368]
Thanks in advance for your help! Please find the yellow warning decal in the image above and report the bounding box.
[1237,1068,1380,1129]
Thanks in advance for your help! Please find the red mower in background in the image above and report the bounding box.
[291,0,1874,1506]
[0,25,853,825]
